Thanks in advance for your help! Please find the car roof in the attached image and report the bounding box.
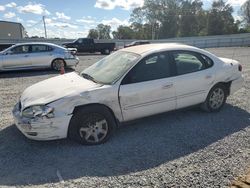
[11,42,66,50]
[13,42,61,47]
[120,43,201,55]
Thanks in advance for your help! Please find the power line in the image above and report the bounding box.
[26,20,43,28]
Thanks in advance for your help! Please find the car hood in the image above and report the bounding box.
[63,42,74,46]
[20,72,102,109]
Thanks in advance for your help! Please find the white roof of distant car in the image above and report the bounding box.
[120,43,201,55]
[14,42,60,46]
[9,42,66,50]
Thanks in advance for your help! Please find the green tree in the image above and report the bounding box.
[179,0,205,37]
[207,0,238,35]
[158,0,182,38]
[130,22,154,39]
[112,26,135,39]
[87,29,98,39]
[130,0,182,39]
[196,11,208,36]
[112,31,119,39]
[97,24,111,39]
[241,0,250,26]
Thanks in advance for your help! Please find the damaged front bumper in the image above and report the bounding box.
[12,102,72,141]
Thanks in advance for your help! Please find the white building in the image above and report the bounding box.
[0,20,27,39]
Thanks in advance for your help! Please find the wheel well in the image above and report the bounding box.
[214,81,232,96]
[51,58,66,67]
[72,103,119,126]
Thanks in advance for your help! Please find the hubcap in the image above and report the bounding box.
[209,88,225,109]
[53,60,63,70]
[79,114,108,143]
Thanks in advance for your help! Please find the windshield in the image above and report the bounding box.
[73,38,79,43]
[81,51,140,84]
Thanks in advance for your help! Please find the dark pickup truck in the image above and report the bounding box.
[63,38,115,55]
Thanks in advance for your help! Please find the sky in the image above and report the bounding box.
[0,0,247,39]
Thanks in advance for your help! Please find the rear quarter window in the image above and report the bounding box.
[201,54,214,68]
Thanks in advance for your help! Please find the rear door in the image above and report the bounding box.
[119,52,177,121]
[2,45,31,69]
[29,44,54,67]
[170,50,215,109]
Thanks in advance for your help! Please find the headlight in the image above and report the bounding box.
[22,105,54,118]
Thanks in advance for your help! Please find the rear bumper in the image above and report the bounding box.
[12,103,72,141]
[230,75,244,94]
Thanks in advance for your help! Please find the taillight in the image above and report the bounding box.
[238,64,242,72]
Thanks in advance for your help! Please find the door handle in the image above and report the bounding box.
[24,55,29,57]
[205,75,212,79]
[162,83,173,89]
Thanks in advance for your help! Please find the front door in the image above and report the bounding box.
[2,45,31,69]
[119,52,176,121]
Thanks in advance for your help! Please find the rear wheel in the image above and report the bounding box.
[201,84,227,112]
[102,49,110,55]
[51,59,65,71]
[68,105,116,145]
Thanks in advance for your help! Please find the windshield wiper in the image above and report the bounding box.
[82,73,98,83]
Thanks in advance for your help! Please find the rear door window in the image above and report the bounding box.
[171,51,212,75]
[31,45,52,53]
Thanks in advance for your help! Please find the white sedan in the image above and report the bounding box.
[0,42,79,71]
[12,44,244,145]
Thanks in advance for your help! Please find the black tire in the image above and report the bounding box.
[201,84,227,112]
[103,49,110,55]
[68,105,116,145]
[51,59,66,71]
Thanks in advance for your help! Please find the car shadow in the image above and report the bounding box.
[0,104,249,186]
[0,68,75,79]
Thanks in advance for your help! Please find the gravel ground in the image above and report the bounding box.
[0,48,249,188]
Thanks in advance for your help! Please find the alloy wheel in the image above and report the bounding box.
[209,88,225,110]
[79,114,108,143]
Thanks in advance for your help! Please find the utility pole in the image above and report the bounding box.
[42,16,47,38]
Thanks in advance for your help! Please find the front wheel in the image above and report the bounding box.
[68,105,116,145]
[201,84,227,112]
